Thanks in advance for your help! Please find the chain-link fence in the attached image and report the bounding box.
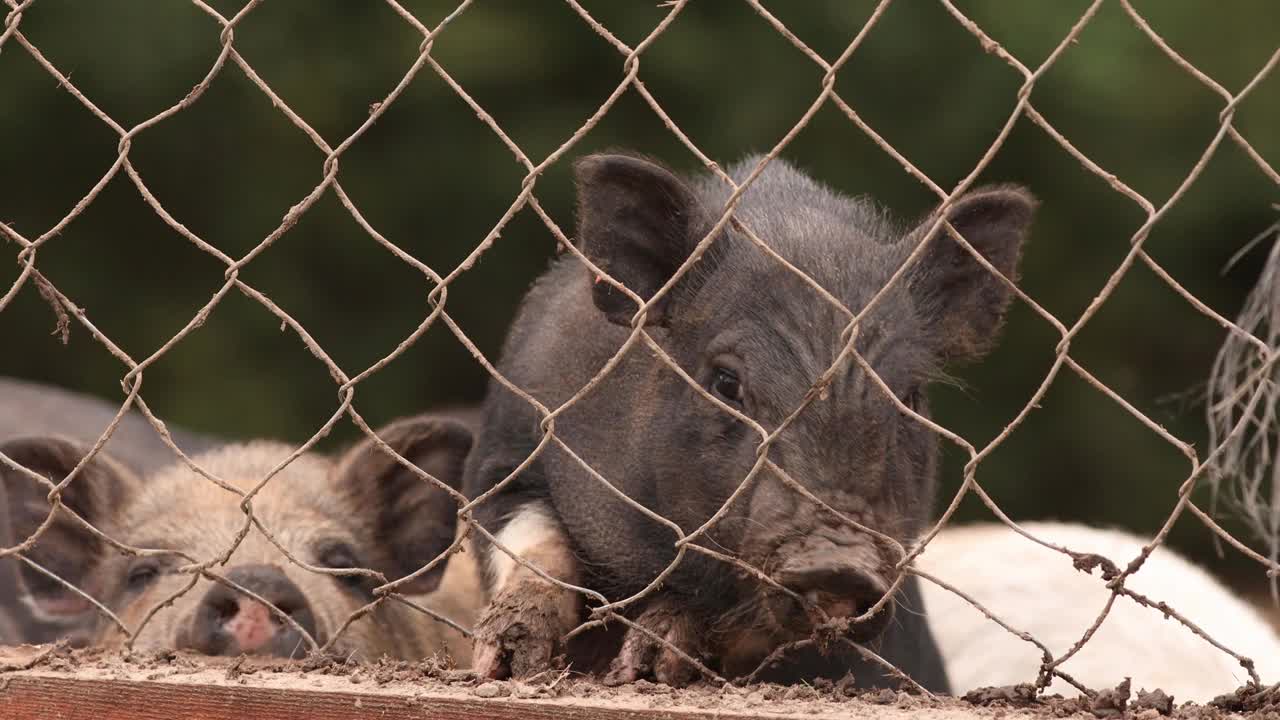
[2,1,1279,715]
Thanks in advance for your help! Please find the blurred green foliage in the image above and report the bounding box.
[1,2,1278,586]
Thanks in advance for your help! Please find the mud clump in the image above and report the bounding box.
[367,655,463,685]
[1134,688,1175,716]
[963,683,1039,707]
[0,643,65,672]
[473,681,511,698]
[1089,678,1131,718]
[866,688,898,705]
[958,679,1180,719]
[224,655,254,680]
[1210,683,1280,715]
[630,679,674,696]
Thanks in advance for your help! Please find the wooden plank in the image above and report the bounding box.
[0,652,1015,720]
[2,674,657,720]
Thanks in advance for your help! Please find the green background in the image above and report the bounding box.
[1,2,1277,600]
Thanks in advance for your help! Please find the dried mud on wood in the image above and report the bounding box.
[0,647,1278,720]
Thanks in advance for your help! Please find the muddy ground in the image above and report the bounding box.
[1,644,1277,720]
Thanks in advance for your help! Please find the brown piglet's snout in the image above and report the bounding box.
[181,564,320,659]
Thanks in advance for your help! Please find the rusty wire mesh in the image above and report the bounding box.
[1,0,1278,702]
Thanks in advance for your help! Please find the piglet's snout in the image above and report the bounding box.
[183,564,319,658]
[224,601,277,653]
[772,556,894,641]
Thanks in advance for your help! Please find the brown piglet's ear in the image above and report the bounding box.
[333,415,472,595]
[1,436,138,623]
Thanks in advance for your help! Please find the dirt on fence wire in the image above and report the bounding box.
[2,0,1279,718]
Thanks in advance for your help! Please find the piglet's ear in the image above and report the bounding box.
[574,153,704,327]
[1,436,137,622]
[908,185,1037,363]
[334,415,472,595]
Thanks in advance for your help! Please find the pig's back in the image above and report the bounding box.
[917,521,1280,701]
[0,376,223,475]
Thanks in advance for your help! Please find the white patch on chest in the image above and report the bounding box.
[487,502,560,592]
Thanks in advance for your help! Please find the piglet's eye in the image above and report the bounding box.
[127,563,160,591]
[710,366,744,406]
[319,546,358,569]
[319,544,368,590]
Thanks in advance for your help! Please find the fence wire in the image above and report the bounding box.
[1,0,1278,703]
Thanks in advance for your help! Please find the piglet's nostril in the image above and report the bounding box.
[775,564,894,641]
[212,597,239,624]
[804,590,861,621]
[270,598,300,623]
